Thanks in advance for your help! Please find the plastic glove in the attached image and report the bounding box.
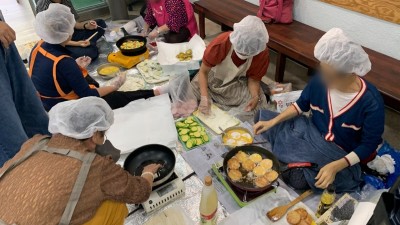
[75,56,92,69]
[109,72,127,90]
[199,96,212,115]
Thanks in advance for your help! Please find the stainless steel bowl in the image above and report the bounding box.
[221,126,254,149]
[96,63,121,80]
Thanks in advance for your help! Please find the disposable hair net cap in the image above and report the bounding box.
[48,97,114,139]
[229,16,269,57]
[35,3,76,44]
[314,28,371,76]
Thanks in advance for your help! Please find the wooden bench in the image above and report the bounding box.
[193,0,400,112]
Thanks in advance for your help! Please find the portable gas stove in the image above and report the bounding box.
[107,50,149,69]
[212,162,277,207]
[141,172,185,213]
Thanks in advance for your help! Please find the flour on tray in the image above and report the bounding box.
[137,59,170,84]
[107,76,145,92]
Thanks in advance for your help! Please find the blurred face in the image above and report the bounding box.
[319,62,354,90]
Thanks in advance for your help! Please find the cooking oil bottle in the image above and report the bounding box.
[200,176,218,225]
[316,184,336,218]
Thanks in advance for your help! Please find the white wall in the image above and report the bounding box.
[247,0,400,60]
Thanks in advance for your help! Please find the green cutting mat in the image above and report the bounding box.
[71,0,105,10]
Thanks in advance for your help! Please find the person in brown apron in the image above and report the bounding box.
[191,16,270,119]
[0,97,161,225]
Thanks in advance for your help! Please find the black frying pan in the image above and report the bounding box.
[116,28,147,56]
[223,146,317,192]
[124,144,176,186]
[224,146,280,192]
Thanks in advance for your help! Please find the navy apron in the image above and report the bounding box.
[256,110,362,193]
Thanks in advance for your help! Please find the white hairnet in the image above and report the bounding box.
[314,28,371,76]
[48,97,114,139]
[35,4,76,44]
[229,16,269,56]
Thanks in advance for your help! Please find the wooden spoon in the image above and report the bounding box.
[266,189,313,222]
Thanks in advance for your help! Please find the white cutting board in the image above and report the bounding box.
[106,94,178,154]
[193,104,240,134]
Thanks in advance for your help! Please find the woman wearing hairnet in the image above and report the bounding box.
[191,16,269,115]
[29,4,158,111]
[254,28,385,193]
[36,0,106,60]
[0,97,161,225]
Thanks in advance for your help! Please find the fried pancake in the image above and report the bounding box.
[235,151,248,163]
[249,153,262,163]
[254,176,269,188]
[227,158,240,170]
[287,211,301,225]
[264,170,279,182]
[228,169,242,182]
[295,208,308,220]
[252,165,267,177]
[259,159,273,170]
[242,159,256,171]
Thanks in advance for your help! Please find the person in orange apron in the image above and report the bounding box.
[142,0,198,43]
[30,4,157,111]
[0,97,161,225]
[36,0,107,60]
[191,16,270,119]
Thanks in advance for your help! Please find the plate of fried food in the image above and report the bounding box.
[286,208,316,225]
[223,146,280,192]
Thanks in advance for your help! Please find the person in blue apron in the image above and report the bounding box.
[0,97,161,225]
[254,28,385,193]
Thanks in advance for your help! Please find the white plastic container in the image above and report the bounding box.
[200,176,218,225]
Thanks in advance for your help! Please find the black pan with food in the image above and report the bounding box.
[124,144,175,186]
[116,28,147,56]
[223,146,317,193]
[223,146,280,192]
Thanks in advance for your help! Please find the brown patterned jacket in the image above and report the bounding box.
[0,134,151,225]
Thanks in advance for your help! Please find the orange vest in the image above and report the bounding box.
[29,40,95,100]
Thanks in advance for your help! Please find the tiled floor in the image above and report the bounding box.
[1,0,399,148]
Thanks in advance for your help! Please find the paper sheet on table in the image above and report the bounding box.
[144,206,194,225]
[106,94,177,154]
[348,202,376,225]
[156,34,205,69]
[219,187,316,225]
[193,104,241,134]
[182,137,242,213]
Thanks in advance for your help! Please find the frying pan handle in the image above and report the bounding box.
[121,27,130,37]
[287,162,317,169]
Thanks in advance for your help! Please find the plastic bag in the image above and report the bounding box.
[271,90,302,113]
[169,71,198,119]
[365,142,400,188]
[268,82,292,95]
